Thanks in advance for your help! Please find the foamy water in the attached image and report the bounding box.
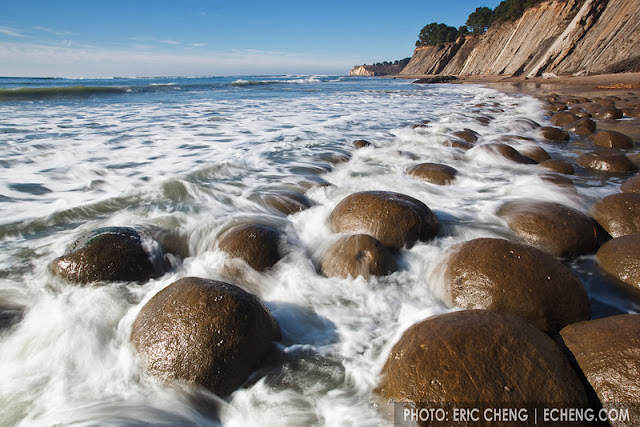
[0,76,637,426]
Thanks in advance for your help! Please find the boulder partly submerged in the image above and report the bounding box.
[379,310,589,418]
[319,234,398,279]
[591,193,640,238]
[596,234,640,291]
[433,238,590,334]
[218,223,283,272]
[330,191,439,250]
[50,226,166,284]
[498,200,598,258]
[131,277,280,396]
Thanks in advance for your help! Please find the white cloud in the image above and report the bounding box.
[0,41,356,78]
[33,26,77,37]
[0,26,26,38]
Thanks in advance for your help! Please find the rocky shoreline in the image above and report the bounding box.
[43,74,640,424]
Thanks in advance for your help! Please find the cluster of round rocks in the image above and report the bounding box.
[47,91,640,420]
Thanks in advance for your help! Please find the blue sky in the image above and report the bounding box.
[0,0,502,78]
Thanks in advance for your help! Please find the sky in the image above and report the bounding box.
[0,0,503,78]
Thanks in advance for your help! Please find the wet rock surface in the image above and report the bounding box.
[596,234,640,290]
[131,277,280,396]
[591,193,640,238]
[406,162,459,185]
[319,234,398,279]
[218,223,283,272]
[436,238,590,334]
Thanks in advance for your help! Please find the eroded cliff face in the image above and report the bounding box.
[397,0,640,77]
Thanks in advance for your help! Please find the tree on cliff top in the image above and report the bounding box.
[466,7,493,34]
[416,23,460,47]
[491,0,545,24]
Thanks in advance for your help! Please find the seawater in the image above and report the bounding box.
[0,75,637,426]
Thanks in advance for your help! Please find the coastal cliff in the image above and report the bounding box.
[352,0,640,78]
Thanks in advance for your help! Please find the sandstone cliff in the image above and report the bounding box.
[391,0,640,78]
[349,64,405,76]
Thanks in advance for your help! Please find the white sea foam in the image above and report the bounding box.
[0,77,633,426]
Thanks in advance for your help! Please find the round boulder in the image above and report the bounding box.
[319,234,398,279]
[435,238,590,334]
[565,118,597,136]
[252,190,314,216]
[538,159,575,175]
[131,277,279,396]
[591,193,640,238]
[451,129,478,144]
[621,174,640,193]
[406,163,458,185]
[593,130,634,149]
[379,310,589,413]
[50,227,166,284]
[353,139,372,149]
[577,150,637,173]
[498,200,598,257]
[550,111,579,127]
[540,127,570,142]
[473,143,531,164]
[330,191,439,250]
[517,145,551,163]
[595,106,624,120]
[558,314,640,423]
[596,234,640,290]
[218,223,283,272]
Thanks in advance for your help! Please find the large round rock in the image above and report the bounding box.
[596,234,640,290]
[435,238,590,334]
[621,174,640,193]
[406,163,458,185]
[558,314,640,424]
[379,310,589,415]
[131,277,280,396]
[320,234,398,279]
[50,227,165,284]
[498,200,598,257]
[330,191,439,250]
[218,223,282,272]
[593,130,634,149]
[591,193,640,238]
[577,150,637,173]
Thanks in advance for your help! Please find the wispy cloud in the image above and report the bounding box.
[0,26,26,38]
[161,39,181,46]
[130,37,181,46]
[0,41,354,78]
[191,43,207,48]
[33,26,77,37]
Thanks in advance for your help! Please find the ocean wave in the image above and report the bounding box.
[0,85,128,101]
[231,77,321,87]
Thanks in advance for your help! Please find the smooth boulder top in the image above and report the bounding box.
[50,226,165,284]
[577,150,637,173]
[379,310,589,410]
[540,126,570,142]
[558,314,640,423]
[472,143,532,164]
[319,234,398,279]
[498,200,598,258]
[621,174,640,193]
[516,145,551,163]
[591,193,640,238]
[539,159,575,175]
[330,191,439,250]
[593,130,634,149]
[406,162,459,186]
[131,277,280,396]
[436,238,590,334]
[596,234,640,290]
[218,223,283,272]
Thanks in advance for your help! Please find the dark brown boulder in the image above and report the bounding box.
[539,159,575,175]
[353,139,372,149]
[406,163,458,185]
[379,310,589,418]
[330,191,439,250]
[539,173,576,192]
[473,143,531,164]
[498,200,598,257]
[558,314,640,425]
[435,238,590,334]
[596,234,640,290]
[451,129,478,144]
[595,106,624,120]
[319,234,398,279]
[50,227,166,284]
[251,190,314,216]
[545,101,568,112]
[513,118,541,130]
[577,150,637,173]
[218,223,282,272]
[621,174,640,193]
[591,193,640,238]
[550,111,579,127]
[517,145,551,163]
[442,139,473,150]
[593,130,634,149]
[565,118,597,136]
[131,277,279,396]
[540,126,570,142]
